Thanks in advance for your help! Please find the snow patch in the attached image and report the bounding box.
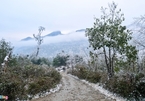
[30,83,62,100]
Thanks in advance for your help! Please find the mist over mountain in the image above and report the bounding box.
[14,29,89,57]
[21,29,86,41]
[21,31,63,41]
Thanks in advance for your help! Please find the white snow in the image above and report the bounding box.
[4,56,9,61]
[1,63,5,66]
[30,83,62,100]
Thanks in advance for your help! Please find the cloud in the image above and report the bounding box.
[13,31,87,47]
[0,0,145,42]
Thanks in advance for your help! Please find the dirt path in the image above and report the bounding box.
[31,72,116,101]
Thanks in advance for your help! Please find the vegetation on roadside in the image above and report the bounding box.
[69,65,145,100]
[0,65,61,100]
[0,39,61,100]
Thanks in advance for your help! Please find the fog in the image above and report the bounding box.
[13,31,87,47]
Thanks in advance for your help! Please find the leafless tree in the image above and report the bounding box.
[33,26,45,57]
[133,15,145,73]
[134,15,145,48]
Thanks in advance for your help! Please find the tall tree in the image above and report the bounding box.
[33,26,45,57]
[86,2,137,78]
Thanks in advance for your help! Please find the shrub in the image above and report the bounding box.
[46,69,62,83]
[52,54,69,67]
[104,74,145,100]
[70,66,101,83]
[27,69,61,99]
[31,57,50,66]
[27,77,55,97]
[70,66,88,79]
[104,76,118,93]
[100,72,108,84]
[0,63,61,100]
[78,67,87,79]
[86,71,101,83]
[27,83,40,97]
[116,80,135,98]
[0,73,26,100]
[135,73,144,81]
[137,82,145,98]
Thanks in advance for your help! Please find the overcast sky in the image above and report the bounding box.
[0,0,145,42]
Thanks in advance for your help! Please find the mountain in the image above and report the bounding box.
[21,37,33,41]
[44,31,62,37]
[76,29,86,32]
[21,31,63,41]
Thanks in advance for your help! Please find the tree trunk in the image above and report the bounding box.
[103,47,110,78]
[36,46,40,57]
[109,47,113,78]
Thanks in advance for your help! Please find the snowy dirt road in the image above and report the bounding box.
[31,72,119,101]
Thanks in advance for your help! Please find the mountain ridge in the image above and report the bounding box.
[44,31,62,37]
[21,37,33,41]
[21,29,86,41]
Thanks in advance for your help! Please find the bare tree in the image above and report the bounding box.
[133,15,145,73]
[33,26,45,57]
[134,15,145,48]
